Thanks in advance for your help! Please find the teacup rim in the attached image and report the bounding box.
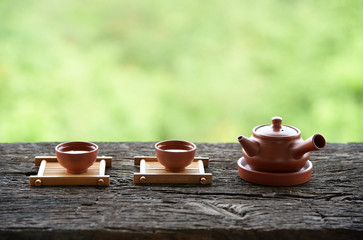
[55,141,98,154]
[155,140,197,152]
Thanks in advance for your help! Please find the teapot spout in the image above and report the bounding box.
[290,134,326,159]
[238,136,260,157]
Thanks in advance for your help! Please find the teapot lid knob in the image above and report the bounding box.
[272,116,282,131]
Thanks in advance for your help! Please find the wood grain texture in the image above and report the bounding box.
[0,142,362,240]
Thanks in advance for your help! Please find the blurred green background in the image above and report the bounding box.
[0,0,362,143]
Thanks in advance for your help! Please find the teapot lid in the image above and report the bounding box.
[253,117,300,139]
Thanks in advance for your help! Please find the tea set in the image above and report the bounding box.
[31,116,326,186]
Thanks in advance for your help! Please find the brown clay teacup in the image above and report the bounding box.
[155,140,196,171]
[55,141,98,174]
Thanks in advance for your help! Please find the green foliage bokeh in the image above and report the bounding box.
[0,0,362,143]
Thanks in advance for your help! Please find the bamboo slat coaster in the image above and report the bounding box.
[133,156,212,184]
[29,156,112,186]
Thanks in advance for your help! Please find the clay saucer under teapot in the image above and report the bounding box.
[237,117,326,186]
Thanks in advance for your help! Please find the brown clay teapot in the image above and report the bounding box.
[237,117,326,172]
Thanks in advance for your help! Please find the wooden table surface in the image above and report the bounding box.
[0,142,362,239]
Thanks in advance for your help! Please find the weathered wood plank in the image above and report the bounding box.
[0,142,362,239]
